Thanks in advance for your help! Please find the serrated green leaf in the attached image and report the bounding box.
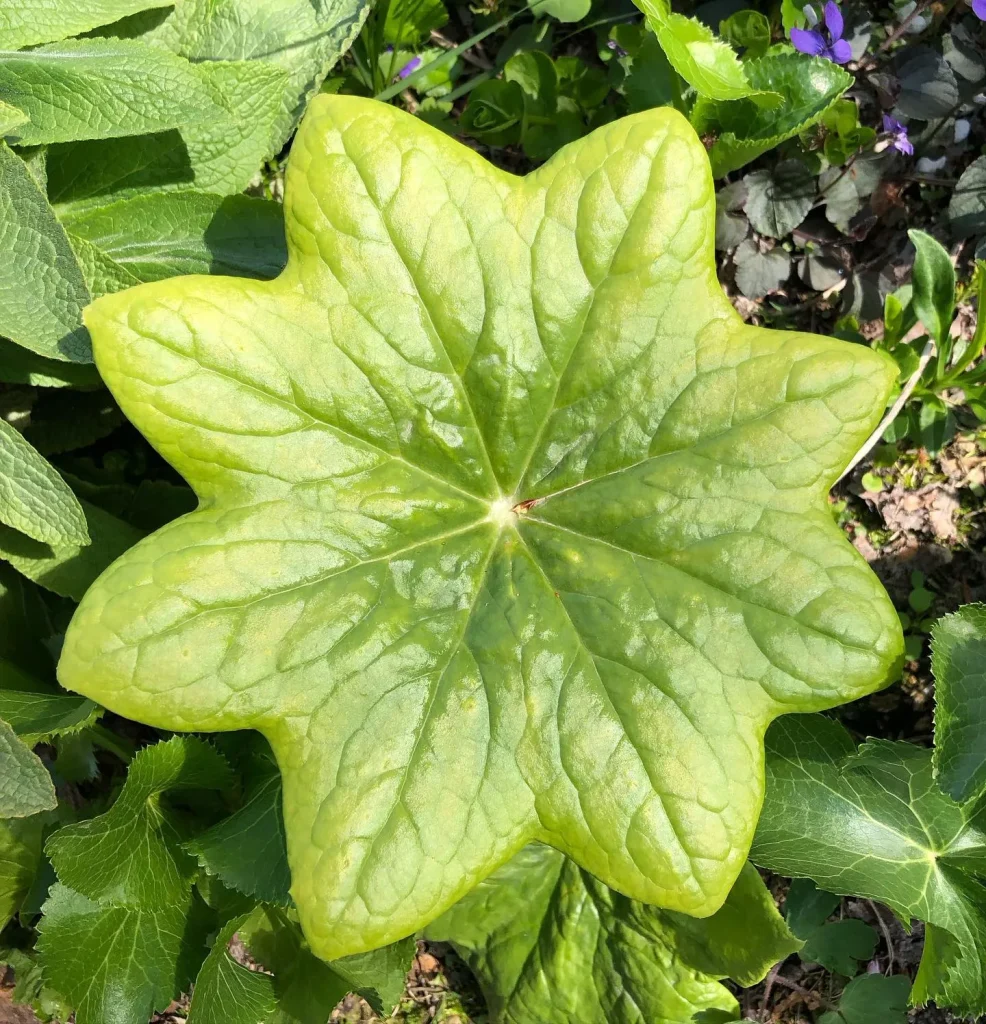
[59,95,901,960]
[60,192,287,284]
[0,498,143,600]
[186,913,279,1024]
[0,39,224,146]
[0,0,173,51]
[47,59,289,207]
[932,605,986,804]
[0,717,56,817]
[0,813,43,929]
[0,684,97,740]
[693,54,853,178]
[753,715,986,1017]
[37,883,214,1024]
[0,419,89,547]
[189,904,413,1023]
[0,141,91,363]
[47,736,234,908]
[110,0,371,152]
[428,845,799,1023]
[187,773,292,905]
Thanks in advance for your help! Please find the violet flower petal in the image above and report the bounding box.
[397,55,423,79]
[823,1,844,40]
[975,0,986,20]
[829,38,852,63]
[790,26,826,54]
[897,135,915,156]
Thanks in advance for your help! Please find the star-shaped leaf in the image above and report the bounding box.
[59,95,903,959]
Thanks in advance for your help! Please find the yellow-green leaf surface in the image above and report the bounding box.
[59,95,903,960]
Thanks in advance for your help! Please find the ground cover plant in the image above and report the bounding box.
[0,1,984,1023]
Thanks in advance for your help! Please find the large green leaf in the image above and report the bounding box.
[0,141,91,362]
[0,0,172,50]
[692,53,853,178]
[0,39,223,146]
[933,605,986,803]
[59,95,902,960]
[753,715,986,1017]
[427,843,799,1023]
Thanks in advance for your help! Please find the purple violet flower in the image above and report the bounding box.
[606,39,629,58]
[974,0,986,19]
[790,2,852,64]
[397,55,422,80]
[882,115,913,156]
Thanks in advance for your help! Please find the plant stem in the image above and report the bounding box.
[837,338,935,482]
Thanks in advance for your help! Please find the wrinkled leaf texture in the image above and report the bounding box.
[60,95,903,960]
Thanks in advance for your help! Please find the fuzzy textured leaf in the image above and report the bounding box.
[0,814,43,929]
[427,843,800,1023]
[46,59,288,207]
[60,95,902,959]
[0,141,91,362]
[0,0,173,51]
[753,715,986,1017]
[110,0,371,152]
[0,39,223,146]
[0,418,89,547]
[932,605,986,804]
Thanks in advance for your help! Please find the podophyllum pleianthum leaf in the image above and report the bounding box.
[60,95,901,960]
[427,844,799,1024]
[0,419,89,547]
[0,0,173,51]
[0,718,56,817]
[753,714,986,1017]
[0,141,91,362]
[932,605,986,803]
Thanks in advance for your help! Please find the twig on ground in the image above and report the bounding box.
[868,899,895,974]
